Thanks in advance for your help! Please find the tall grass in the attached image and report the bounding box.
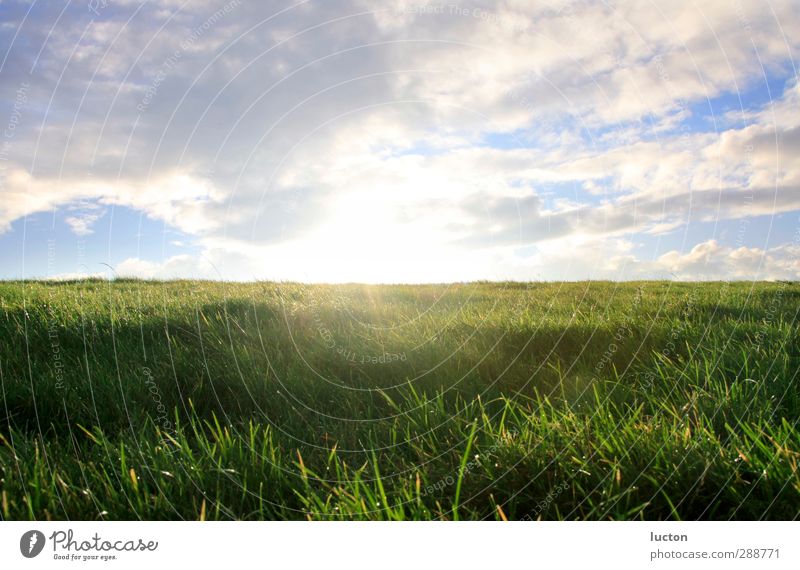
[0,280,797,519]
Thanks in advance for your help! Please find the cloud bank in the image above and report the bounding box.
[1,0,798,281]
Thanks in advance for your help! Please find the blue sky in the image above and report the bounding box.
[0,0,798,282]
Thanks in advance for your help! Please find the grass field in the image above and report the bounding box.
[0,280,798,520]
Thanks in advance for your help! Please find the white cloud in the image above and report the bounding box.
[0,169,221,235]
[46,271,106,281]
[63,202,106,236]
[0,0,798,281]
[116,254,217,279]
[657,239,800,280]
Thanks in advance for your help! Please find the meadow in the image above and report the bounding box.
[0,280,798,520]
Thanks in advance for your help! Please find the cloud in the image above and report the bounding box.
[488,236,800,281]
[64,202,106,235]
[45,271,106,281]
[116,254,217,279]
[0,0,798,281]
[657,239,800,280]
[0,169,221,235]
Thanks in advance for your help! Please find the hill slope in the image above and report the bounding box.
[0,280,798,520]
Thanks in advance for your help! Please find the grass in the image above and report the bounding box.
[0,279,798,520]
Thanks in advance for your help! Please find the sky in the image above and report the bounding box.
[0,0,798,282]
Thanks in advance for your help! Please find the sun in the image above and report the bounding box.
[267,188,479,283]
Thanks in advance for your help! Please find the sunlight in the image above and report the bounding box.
[263,195,486,284]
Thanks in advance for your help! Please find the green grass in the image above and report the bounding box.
[0,280,798,520]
